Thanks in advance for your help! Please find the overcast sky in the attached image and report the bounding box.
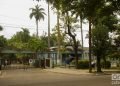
[0,0,89,47]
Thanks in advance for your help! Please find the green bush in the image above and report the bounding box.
[33,59,40,68]
[101,61,111,69]
[78,60,89,69]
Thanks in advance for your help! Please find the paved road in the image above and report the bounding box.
[0,69,112,86]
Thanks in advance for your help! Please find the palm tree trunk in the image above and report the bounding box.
[36,20,39,37]
[88,17,92,73]
[48,2,51,59]
[80,16,84,59]
[57,10,61,64]
[48,2,50,50]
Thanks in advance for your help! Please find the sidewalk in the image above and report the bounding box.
[44,68,91,75]
[44,67,120,75]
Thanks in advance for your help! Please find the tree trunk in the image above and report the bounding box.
[48,2,50,50]
[66,12,79,69]
[88,18,92,73]
[48,2,50,58]
[74,41,79,69]
[57,10,61,64]
[36,20,39,37]
[96,55,102,72]
[80,16,84,59]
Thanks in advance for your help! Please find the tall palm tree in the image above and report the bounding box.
[53,0,62,64]
[35,0,53,51]
[45,0,61,62]
[47,1,51,51]
[29,5,46,37]
[45,0,53,51]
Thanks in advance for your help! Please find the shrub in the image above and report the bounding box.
[33,59,40,68]
[78,60,89,69]
[101,60,111,69]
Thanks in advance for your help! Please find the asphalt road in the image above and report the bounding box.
[0,69,112,86]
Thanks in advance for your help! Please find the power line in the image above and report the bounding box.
[0,14,29,22]
[2,25,49,31]
[0,22,48,30]
[0,22,88,32]
[0,22,35,28]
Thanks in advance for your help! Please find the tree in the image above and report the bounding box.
[0,36,7,48]
[0,26,3,31]
[47,0,62,63]
[51,26,66,47]
[45,0,54,50]
[28,36,47,52]
[80,0,105,73]
[106,0,120,14]
[29,5,46,37]
[71,0,85,59]
[0,36,7,60]
[0,26,4,48]
[8,28,31,50]
[54,0,62,61]
[92,22,109,72]
[60,0,80,69]
[91,5,119,72]
[64,0,104,71]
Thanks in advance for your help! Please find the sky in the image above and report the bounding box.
[0,0,89,47]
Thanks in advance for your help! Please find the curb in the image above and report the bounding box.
[43,69,92,75]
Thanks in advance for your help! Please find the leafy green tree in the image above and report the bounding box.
[8,28,31,50]
[92,22,109,72]
[60,0,80,69]
[29,5,46,37]
[82,0,105,72]
[51,26,66,47]
[0,26,3,31]
[28,36,47,52]
[0,36,8,60]
[106,0,120,14]
[71,0,85,59]
[0,36,7,48]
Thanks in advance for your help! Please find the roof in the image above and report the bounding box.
[0,49,35,54]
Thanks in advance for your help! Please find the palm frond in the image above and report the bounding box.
[29,5,46,21]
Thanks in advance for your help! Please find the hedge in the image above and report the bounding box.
[78,60,89,69]
[33,59,40,68]
[101,61,111,69]
[76,60,111,69]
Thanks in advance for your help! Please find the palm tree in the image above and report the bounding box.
[35,0,53,51]
[53,0,62,64]
[46,0,61,62]
[45,0,53,51]
[29,5,46,37]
